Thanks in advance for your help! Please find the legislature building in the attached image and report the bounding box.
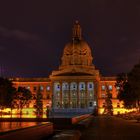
[12,21,129,117]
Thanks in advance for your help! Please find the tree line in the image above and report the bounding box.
[101,61,140,115]
[0,77,44,118]
[116,61,140,112]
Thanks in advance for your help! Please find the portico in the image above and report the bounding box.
[50,21,100,114]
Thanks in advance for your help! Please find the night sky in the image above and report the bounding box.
[0,0,140,77]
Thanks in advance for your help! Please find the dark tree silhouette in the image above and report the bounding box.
[116,62,140,111]
[34,87,43,118]
[128,62,140,111]
[115,73,136,109]
[103,85,113,115]
[14,86,32,118]
[0,77,16,117]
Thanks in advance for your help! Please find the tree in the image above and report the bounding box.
[115,73,136,109]
[103,85,113,115]
[14,86,32,118]
[116,62,140,111]
[34,87,43,118]
[128,62,140,111]
[0,77,16,117]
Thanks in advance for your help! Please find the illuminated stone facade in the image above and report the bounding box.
[12,21,131,116]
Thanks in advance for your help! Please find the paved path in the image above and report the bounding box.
[80,116,140,140]
[0,122,53,140]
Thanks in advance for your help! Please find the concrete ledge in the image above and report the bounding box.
[48,114,91,129]
[0,122,53,140]
[51,130,81,140]
[72,114,91,124]
[76,115,93,129]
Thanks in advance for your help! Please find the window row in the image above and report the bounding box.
[101,85,113,91]
[26,85,50,92]
[54,82,94,91]
[101,85,120,91]
[55,91,94,98]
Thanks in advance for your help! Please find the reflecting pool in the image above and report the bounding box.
[0,122,43,133]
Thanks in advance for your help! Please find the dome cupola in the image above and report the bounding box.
[60,21,94,69]
[51,21,99,76]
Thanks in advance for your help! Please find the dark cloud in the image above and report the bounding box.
[0,45,6,52]
[0,0,139,77]
[0,26,39,41]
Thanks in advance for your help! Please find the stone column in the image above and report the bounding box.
[68,82,71,108]
[52,82,55,109]
[85,81,88,108]
[77,81,79,108]
[60,81,62,108]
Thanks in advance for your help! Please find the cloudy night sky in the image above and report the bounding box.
[0,0,140,77]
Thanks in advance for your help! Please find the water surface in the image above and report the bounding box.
[0,122,42,133]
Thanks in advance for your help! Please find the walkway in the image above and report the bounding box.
[80,116,140,140]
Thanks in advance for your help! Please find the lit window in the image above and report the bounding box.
[89,84,92,88]
[40,86,44,91]
[102,85,105,90]
[57,85,60,89]
[108,85,112,90]
[116,86,120,90]
[90,93,92,97]
[81,84,84,88]
[57,92,60,97]
[46,86,50,91]
[27,86,30,90]
[94,101,97,106]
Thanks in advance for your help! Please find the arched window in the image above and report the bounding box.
[54,82,61,108]
[70,82,77,108]
[79,82,85,98]
[79,82,86,108]
[87,82,94,99]
[79,82,85,90]
[40,85,44,91]
[62,82,69,90]
[62,82,69,108]
[54,82,61,91]
[70,82,77,90]
[87,82,94,90]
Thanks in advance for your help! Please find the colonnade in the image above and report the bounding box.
[53,81,96,109]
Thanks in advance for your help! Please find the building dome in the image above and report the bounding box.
[51,21,98,76]
[60,21,93,69]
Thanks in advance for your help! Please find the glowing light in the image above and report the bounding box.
[0,108,48,118]
[98,108,137,115]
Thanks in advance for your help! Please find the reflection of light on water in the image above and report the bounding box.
[0,122,43,132]
[1,114,47,118]
[0,108,48,118]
